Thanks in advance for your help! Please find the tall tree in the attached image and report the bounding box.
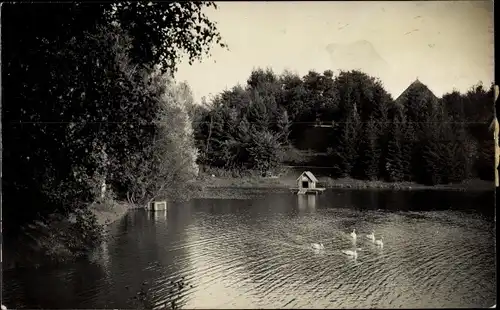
[353,117,380,180]
[401,120,416,181]
[384,120,404,182]
[2,2,225,234]
[328,102,360,177]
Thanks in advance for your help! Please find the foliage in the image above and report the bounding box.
[193,67,494,187]
[328,104,360,177]
[354,117,381,180]
[400,120,416,181]
[384,120,404,182]
[2,1,224,265]
[2,2,225,74]
[9,207,104,268]
[194,69,291,172]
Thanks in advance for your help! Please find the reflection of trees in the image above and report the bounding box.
[2,259,107,309]
[7,191,493,309]
[181,194,311,307]
[322,189,494,215]
[99,205,193,309]
[324,189,355,209]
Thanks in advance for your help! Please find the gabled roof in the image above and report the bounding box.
[297,171,318,183]
[395,78,438,104]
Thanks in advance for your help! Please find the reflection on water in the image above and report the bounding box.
[3,190,496,309]
[147,209,168,222]
[297,195,317,212]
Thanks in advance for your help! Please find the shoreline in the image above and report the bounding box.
[4,176,492,270]
[89,200,131,226]
[194,175,493,191]
[3,201,131,272]
[190,175,494,199]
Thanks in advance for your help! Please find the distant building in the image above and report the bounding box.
[395,78,438,104]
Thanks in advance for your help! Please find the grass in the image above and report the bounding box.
[194,167,494,194]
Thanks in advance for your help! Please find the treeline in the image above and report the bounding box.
[192,68,494,185]
[2,2,224,245]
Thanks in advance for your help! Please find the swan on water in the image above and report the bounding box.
[311,243,324,250]
[350,229,357,240]
[366,231,375,242]
[375,237,384,248]
[342,249,358,259]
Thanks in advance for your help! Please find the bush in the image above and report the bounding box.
[10,207,104,267]
[117,72,200,206]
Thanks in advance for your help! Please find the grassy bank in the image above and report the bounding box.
[192,167,493,199]
[3,199,130,271]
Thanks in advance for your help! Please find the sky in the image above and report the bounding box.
[175,1,494,104]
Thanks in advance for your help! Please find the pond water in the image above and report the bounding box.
[2,190,496,309]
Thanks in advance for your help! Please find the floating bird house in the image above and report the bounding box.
[291,171,325,195]
[298,171,318,189]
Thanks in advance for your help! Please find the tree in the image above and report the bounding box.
[353,117,381,180]
[401,120,416,181]
[397,79,438,138]
[247,128,283,173]
[419,106,458,185]
[333,70,392,123]
[119,73,200,206]
[276,108,292,144]
[328,103,360,177]
[2,2,225,235]
[194,68,292,171]
[278,70,307,121]
[384,120,404,182]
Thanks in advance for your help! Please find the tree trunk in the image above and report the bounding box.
[205,114,213,154]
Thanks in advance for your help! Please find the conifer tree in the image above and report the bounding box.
[329,102,360,177]
[385,120,404,182]
[353,117,380,180]
[401,121,416,181]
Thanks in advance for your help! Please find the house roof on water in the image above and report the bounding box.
[297,171,319,183]
[394,78,438,104]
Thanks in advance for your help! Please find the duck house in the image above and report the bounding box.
[148,200,168,212]
[290,171,326,195]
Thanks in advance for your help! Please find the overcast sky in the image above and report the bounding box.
[175,1,494,103]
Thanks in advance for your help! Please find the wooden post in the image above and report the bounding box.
[205,114,213,154]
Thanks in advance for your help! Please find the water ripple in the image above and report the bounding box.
[3,193,496,309]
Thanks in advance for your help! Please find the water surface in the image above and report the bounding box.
[3,190,496,309]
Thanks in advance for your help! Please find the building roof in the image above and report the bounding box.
[297,171,319,183]
[395,78,438,104]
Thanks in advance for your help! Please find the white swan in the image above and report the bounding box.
[311,243,324,250]
[350,229,357,240]
[2,305,7,310]
[342,249,358,259]
[375,237,384,248]
[366,231,375,242]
